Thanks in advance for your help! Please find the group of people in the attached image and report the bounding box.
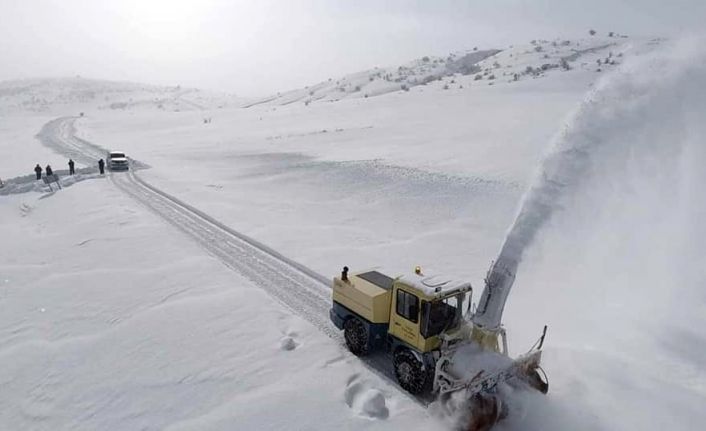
[34,158,106,180]
[34,163,57,180]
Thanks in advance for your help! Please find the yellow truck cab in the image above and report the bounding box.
[330,267,472,393]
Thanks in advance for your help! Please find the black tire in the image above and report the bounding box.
[344,318,369,356]
[393,348,429,395]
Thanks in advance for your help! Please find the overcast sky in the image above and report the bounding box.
[1,0,704,96]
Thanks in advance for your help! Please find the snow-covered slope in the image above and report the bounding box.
[246,35,637,107]
[2,35,704,431]
[0,77,244,114]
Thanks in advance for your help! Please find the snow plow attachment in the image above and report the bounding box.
[434,326,549,431]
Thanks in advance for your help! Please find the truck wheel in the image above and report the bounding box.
[394,349,428,395]
[344,318,369,356]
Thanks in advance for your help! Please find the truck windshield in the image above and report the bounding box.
[421,296,461,338]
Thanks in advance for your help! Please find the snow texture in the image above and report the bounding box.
[2,35,704,431]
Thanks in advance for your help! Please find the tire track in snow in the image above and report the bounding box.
[37,117,336,337]
[37,117,431,407]
[112,171,337,337]
[36,117,424,405]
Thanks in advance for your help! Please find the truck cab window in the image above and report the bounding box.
[421,296,461,338]
[396,290,419,323]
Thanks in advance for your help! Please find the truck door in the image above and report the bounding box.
[390,288,420,347]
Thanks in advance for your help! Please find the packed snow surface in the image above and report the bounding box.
[1,36,705,431]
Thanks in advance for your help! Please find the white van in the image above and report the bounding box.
[107,151,129,171]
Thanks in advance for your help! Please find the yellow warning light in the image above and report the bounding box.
[414,266,422,275]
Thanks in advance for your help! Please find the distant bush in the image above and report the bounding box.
[474,74,483,81]
[401,84,410,91]
[534,46,543,52]
[513,73,519,81]
[608,31,615,37]
[354,85,361,92]
[443,84,449,90]
[487,74,496,80]
[421,75,437,85]
[560,58,571,70]
[525,66,534,74]
[589,29,596,36]
[422,56,430,62]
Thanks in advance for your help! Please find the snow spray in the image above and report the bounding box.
[474,38,706,329]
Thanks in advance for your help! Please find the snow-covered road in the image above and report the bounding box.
[34,116,424,406]
[37,117,336,336]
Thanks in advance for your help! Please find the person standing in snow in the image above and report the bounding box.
[45,165,53,177]
[68,159,75,175]
[98,158,105,175]
[34,164,42,180]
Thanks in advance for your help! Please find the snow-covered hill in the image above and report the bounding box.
[0,77,244,114]
[0,35,652,116]
[246,35,640,107]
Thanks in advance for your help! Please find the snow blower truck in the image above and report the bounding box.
[330,264,548,430]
